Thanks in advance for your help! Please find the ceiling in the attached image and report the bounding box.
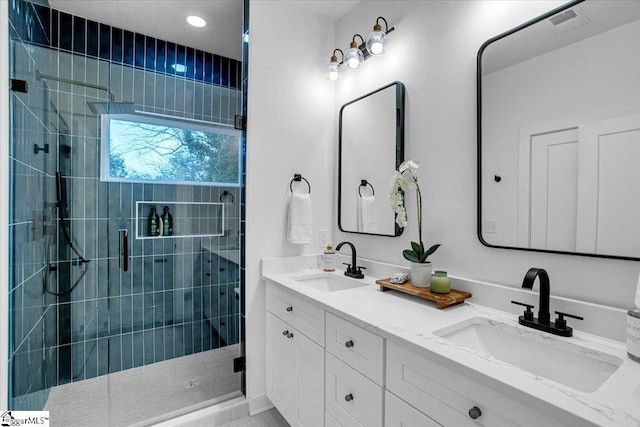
[48,0,244,61]
[47,0,362,62]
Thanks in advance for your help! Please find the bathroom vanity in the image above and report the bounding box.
[263,256,640,427]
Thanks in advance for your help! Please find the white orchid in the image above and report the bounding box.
[388,157,440,263]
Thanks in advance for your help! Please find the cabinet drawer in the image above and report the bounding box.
[325,353,383,427]
[386,341,563,427]
[385,391,441,427]
[266,282,324,346]
[325,312,384,386]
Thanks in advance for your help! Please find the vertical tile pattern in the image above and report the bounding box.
[7,0,245,412]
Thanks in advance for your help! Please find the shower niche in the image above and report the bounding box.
[135,201,225,239]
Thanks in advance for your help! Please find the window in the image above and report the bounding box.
[101,114,241,186]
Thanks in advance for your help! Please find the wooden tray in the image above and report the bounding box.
[375,278,472,309]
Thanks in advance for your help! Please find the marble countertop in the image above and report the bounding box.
[262,257,640,427]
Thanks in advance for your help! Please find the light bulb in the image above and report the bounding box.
[344,42,364,70]
[366,25,387,56]
[186,15,207,28]
[327,57,340,81]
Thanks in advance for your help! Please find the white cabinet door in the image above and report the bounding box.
[293,328,324,427]
[385,391,442,427]
[267,313,295,419]
[267,312,324,427]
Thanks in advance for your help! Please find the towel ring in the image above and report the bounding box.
[359,179,375,197]
[290,174,311,194]
[220,190,234,203]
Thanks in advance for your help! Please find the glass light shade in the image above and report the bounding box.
[366,30,387,55]
[344,45,364,70]
[327,60,340,81]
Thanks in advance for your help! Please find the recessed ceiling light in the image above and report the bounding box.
[186,15,207,28]
[172,64,187,73]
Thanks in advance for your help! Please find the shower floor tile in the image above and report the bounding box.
[44,344,242,427]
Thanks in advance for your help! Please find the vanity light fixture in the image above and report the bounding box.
[344,34,365,70]
[186,15,207,28]
[366,17,390,56]
[327,17,395,80]
[328,49,344,81]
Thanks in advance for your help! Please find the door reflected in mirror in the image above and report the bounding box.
[339,81,405,236]
[478,0,640,259]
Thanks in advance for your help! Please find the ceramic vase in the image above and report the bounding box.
[410,262,432,287]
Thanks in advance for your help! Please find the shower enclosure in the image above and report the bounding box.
[6,1,246,424]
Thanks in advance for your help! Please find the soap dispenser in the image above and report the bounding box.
[323,245,336,272]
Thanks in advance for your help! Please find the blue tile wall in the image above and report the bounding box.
[8,0,245,410]
[11,0,242,90]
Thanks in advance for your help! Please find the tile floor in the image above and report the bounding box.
[43,344,242,426]
[219,408,289,427]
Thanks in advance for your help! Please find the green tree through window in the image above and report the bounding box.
[103,115,241,185]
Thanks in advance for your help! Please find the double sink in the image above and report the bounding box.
[289,271,623,393]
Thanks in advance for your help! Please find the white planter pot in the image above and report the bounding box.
[410,262,432,288]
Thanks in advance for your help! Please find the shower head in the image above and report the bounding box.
[87,101,136,115]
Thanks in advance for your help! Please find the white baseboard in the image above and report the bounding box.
[248,394,274,416]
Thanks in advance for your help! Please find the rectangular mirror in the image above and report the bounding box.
[478,0,640,260]
[339,81,405,236]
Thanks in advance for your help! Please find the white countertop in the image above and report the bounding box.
[262,256,640,427]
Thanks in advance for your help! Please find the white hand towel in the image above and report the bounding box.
[287,192,312,244]
[359,195,379,233]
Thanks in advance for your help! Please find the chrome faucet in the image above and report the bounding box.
[335,241,365,279]
[511,267,583,337]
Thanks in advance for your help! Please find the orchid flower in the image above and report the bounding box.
[389,157,440,263]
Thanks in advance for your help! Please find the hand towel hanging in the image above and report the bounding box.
[288,191,312,244]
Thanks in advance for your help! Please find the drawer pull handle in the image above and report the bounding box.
[282,330,289,336]
[344,393,353,402]
[468,406,482,420]
[345,340,354,348]
[286,306,293,312]
[286,332,294,339]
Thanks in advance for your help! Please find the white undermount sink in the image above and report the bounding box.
[434,317,623,393]
[291,272,369,292]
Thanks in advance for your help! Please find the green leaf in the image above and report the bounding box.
[419,244,441,263]
[403,250,420,263]
[410,241,422,256]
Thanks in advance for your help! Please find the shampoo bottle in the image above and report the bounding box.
[148,206,160,236]
[161,206,173,236]
[323,245,336,272]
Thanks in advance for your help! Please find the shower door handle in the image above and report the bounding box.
[119,229,129,272]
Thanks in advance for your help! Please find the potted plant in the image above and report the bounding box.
[390,158,440,287]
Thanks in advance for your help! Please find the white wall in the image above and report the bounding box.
[245,0,336,408]
[245,0,640,407]
[331,0,640,310]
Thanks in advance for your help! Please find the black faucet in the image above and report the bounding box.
[335,241,365,279]
[522,267,551,324]
[512,267,583,337]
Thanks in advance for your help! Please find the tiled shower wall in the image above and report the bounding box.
[8,0,243,410]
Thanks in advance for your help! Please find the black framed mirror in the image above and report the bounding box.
[478,0,640,260]
[338,81,405,236]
